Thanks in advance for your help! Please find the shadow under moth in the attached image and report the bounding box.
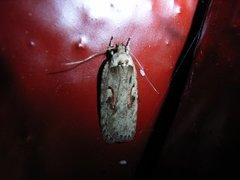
[62,37,158,144]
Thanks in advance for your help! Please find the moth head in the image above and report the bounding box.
[109,45,134,68]
[107,37,130,55]
[107,37,133,68]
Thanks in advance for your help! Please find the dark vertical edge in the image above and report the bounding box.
[134,0,212,179]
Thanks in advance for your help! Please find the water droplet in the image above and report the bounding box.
[77,42,84,48]
[175,6,181,14]
[77,35,88,48]
[119,160,127,165]
[29,41,36,47]
[165,39,169,45]
[140,68,145,77]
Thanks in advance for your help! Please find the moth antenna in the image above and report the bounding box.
[48,52,105,74]
[64,52,105,66]
[126,38,131,47]
[125,38,131,52]
[130,52,160,94]
[109,36,113,47]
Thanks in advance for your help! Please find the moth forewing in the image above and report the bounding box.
[100,42,138,143]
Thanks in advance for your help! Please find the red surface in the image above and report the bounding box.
[153,0,240,179]
[0,0,198,179]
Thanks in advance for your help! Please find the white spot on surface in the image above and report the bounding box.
[77,42,84,47]
[140,68,145,76]
[119,160,127,165]
[28,12,33,16]
[29,41,36,47]
[165,39,169,45]
[77,35,88,48]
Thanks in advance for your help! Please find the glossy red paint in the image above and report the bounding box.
[154,0,240,179]
[0,0,198,179]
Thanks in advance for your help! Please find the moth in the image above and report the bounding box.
[63,37,158,144]
[100,37,138,143]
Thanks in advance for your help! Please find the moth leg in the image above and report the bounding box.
[106,87,115,110]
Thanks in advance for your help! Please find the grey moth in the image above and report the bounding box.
[100,37,138,143]
[63,37,158,144]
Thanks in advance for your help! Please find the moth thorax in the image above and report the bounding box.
[110,53,134,67]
